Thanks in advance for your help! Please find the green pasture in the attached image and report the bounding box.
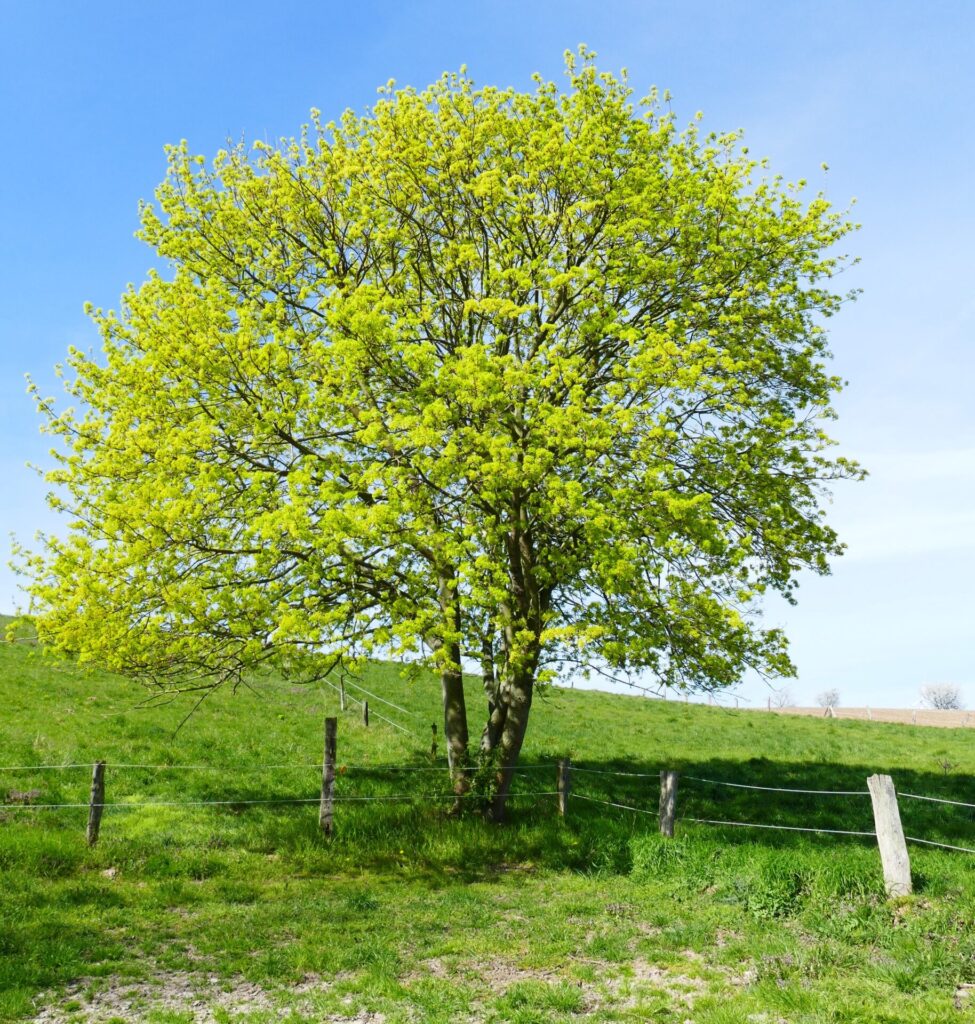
[3,621,975,1022]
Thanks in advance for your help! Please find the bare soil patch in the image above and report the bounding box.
[28,971,380,1024]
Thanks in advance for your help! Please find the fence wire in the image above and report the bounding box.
[4,755,975,858]
[572,794,656,815]
[905,835,975,855]
[683,776,870,797]
[899,791,975,810]
[338,678,420,719]
[2,791,561,811]
[680,816,877,838]
[0,761,555,774]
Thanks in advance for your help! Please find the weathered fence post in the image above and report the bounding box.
[319,716,337,837]
[86,760,106,847]
[557,758,571,817]
[362,700,369,727]
[867,773,912,897]
[339,677,346,712]
[659,770,679,838]
[430,723,437,760]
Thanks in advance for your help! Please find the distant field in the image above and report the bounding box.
[3,618,975,1023]
[770,706,975,728]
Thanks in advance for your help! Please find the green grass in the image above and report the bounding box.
[3,616,975,1022]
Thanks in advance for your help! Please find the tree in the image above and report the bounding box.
[17,50,860,819]
[920,684,964,711]
[816,688,840,709]
[769,686,795,709]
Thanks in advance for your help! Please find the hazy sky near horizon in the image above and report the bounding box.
[1,1,972,708]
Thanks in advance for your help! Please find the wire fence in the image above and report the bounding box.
[3,753,975,867]
[569,761,975,864]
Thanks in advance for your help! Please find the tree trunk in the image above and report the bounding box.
[479,636,504,753]
[486,673,533,822]
[480,698,507,754]
[434,573,470,807]
[441,660,469,803]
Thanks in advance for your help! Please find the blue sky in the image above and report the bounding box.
[1,1,972,708]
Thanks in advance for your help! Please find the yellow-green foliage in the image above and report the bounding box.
[17,50,859,720]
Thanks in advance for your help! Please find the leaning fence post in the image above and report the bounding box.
[659,770,679,838]
[557,758,571,817]
[362,700,369,727]
[86,761,106,847]
[319,716,337,837]
[867,774,912,897]
[430,723,437,760]
[339,677,346,712]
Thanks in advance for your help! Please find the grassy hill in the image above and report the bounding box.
[3,620,975,1022]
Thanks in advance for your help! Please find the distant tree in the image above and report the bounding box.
[769,686,795,709]
[816,688,840,709]
[16,49,860,820]
[920,684,964,711]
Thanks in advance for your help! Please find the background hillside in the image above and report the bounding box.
[3,621,975,1022]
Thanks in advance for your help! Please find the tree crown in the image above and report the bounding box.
[18,49,861,698]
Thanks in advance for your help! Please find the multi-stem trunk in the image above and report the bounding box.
[480,507,547,821]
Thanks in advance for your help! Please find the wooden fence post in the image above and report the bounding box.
[86,761,106,847]
[339,677,346,712]
[319,716,337,837]
[557,759,571,817]
[659,770,679,838]
[430,723,437,760]
[867,774,912,897]
[362,700,369,727]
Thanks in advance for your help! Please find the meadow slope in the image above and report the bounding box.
[3,622,975,1023]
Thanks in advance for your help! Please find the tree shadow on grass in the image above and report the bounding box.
[5,752,974,887]
[84,750,972,886]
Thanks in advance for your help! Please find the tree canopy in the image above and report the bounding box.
[18,50,860,817]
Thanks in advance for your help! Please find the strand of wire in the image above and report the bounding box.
[572,767,662,778]
[572,794,656,815]
[0,761,555,773]
[683,776,870,796]
[573,796,878,838]
[495,789,975,854]
[319,679,418,738]
[681,816,877,838]
[2,791,561,811]
[899,792,975,810]
[338,677,419,719]
[905,835,975,855]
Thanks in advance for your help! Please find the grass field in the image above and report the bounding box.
[3,618,975,1023]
